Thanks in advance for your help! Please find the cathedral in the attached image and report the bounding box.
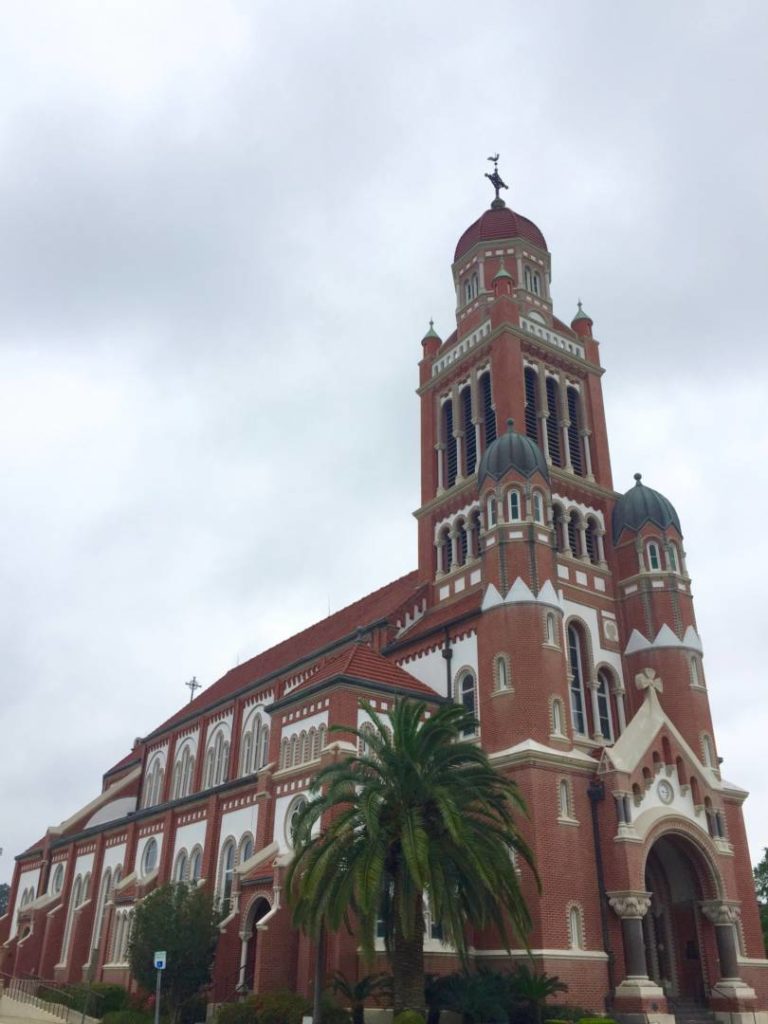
[2,169,766,1024]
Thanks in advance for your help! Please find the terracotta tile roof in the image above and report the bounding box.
[388,590,482,651]
[455,206,548,262]
[107,570,423,760]
[107,749,141,774]
[283,642,440,702]
[552,315,577,336]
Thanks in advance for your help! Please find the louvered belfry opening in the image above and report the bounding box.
[457,519,468,565]
[545,376,561,466]
[461,386,477,475]
[585,518,598,563]
[469,509,482,557]
[480,372,496,448]
[567,386,583,475]
[443,399,458,488]
[524,366,540,444]
[567,513,579,557]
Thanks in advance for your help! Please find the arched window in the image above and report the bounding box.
[524,265,532,292]
[567,512,580,558]
[646,541,661,572]
[566,386,583,475]
[241,711,264,776]
[464,279,472,304]
[495,655,510,691]
[551,698,565,736]
[189,847,203,884]
[317,723,327,753]
[289,734,298,767]
[258,723,270,767]
[143,755,165,808]
[239,834,254,864]
[469,509,482,559]
[50,864,64,896]
[299,730,308,764]
[552,503,566,552]
[442,398,458,489]
[486,495,497,529]
[585,518,600,564]
[558,779,572,819]
[479,372,496,449]
[471,273,479,298]
[690,655,705,689]
[459,672,477,736]
[285,795,309,849]
[358,721,375,757]
[667,541,680,573]
[204,748,215,788]
[568,905,584,949]
[142,837,159,876]
[507,490,521,521]
[91,868,112,951]
[456,519,468,566]
[596,669,614,742]
[173,743,195,800]
[533,491,545,524]
[702,734,715,769]
[545,611,558,646]
[219,840,236,911]
[280,736,289,769]
[545,377,562,466]
[173,850,188,883]
[567,624,588,736]
[60,875,83,964]
[524,366,540,445]
[461,385,476,476]
[438,526,451,574]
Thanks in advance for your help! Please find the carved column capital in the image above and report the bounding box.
[608,890,653,919]
[700,900,741,926]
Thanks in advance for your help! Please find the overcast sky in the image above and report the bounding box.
[1,1,767,885]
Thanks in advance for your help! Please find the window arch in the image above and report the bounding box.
[545,376,562,466]
[532,490,545,524]
[317,723,327,754]
[646,541,662,572]
[91,868,112,951]
[218,839,236,911]
[567,623,589,736]
[442,398,458,489]
[285,795,309,849]
[142,837,159,876]
[494,654,511,692]
[558,779,573,819]
[204,725,230,788]
[50,864,64,896]
[595,669,614,742]
[143,754,165,809]
[568,904,585,949]
[551,697,565,737]
[241,710,266,776]
[544,610,559,647]
[172,742,195,800]
[458,671,477,735]
[239,833,254,865]
[60,874,83,964]
[552,502,567,552]
[279,736,289,769]
[485,494,497,530]
[507,489,521,522]
[189,846,203,884]
[566,386,584,475]
[585,517,600,565]
[460,385,476,476]
[479,371,496,449]
[358,721,376,757]
[469,508,482,559]
[524,366,540,445]
[567,511,581,558]
[173,849,188,883]
[438,525,451,574]
[456,518,468,567]
[690,655,705,689]
[666,541,680,573]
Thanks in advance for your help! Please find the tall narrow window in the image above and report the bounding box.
[457,519,468,566]
[524,367,540,444]
[567,513,579,558]
[559,780,571,818]
[667,542,680,573]
[596,670,614,742]
[61,876,83,964]
[545,377,562,466]
[533,491,544,524]
[585,518,599,564]
[189,847,203,884]
[469,509,482,559]
[480,373,496,448]
[496,656,509,691]
[173,850,188,883]
[459,673,477,736]
[552,503,566,552]
[443,400,457,488]
[524,266,532,291]
[219,841,235,912]
[545,612,558,646]
[91,869,112,952]
[702,735,715,768]
[438,526,451,573]
[647,542,661,571]
[461,386,476,476]
[567,624,588,735]
[551,698,565,735]
[486,495,497,529]
[566,386,583,475]
[569,906,584,949]
[508,490,521,521]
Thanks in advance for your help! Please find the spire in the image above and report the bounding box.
[493,258,514,281]
[485,153,508,209]
[571,298,594,339]
[572,299,591,322]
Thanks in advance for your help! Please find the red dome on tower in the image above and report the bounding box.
[454,203,548,262]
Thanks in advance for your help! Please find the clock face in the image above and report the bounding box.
[657,779,674,805]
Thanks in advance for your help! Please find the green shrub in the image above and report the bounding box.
[216,1000,258,1024]
[101,1011,154,1024]
[253,991,311,1024]
[577,1019,618,1024]
[393,1012,425,1024]
[543,1008,595,1023]
[319,995,352,1024]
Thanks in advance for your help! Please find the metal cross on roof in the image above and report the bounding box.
[185,675,201,702]
[485,153,508,204]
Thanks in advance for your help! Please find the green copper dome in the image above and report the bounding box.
[478,420,549,484]
[612,474,681,543]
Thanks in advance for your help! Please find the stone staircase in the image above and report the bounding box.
[669,997,718,1024]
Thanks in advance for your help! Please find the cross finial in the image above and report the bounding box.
[485,154,508,207]
[185,675,201,703]
[635,667,663,695]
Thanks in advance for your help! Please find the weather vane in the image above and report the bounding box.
[485,154,508,206]
[185,676,201,702]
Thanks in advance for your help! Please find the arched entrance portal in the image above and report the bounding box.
[643,833,714,1002]
[240,897,271,993]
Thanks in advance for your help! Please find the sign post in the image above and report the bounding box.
[153,951,167,1024]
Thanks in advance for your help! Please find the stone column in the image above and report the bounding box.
[236,931,250,994]
[609,891,653,980]
[700,901,742,981]
[588,680,603,741]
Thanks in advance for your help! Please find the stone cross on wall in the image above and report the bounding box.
[635,667,663,695]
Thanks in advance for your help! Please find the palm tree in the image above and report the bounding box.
[286,699,537,1016]
[509,963,568,1024]
[330,971,392,1024]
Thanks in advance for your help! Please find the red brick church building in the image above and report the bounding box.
[2,173,767,1024]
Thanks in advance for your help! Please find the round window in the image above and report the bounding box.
[285,796,308,848]
[142,837,159,875]
[657,780,674,806]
